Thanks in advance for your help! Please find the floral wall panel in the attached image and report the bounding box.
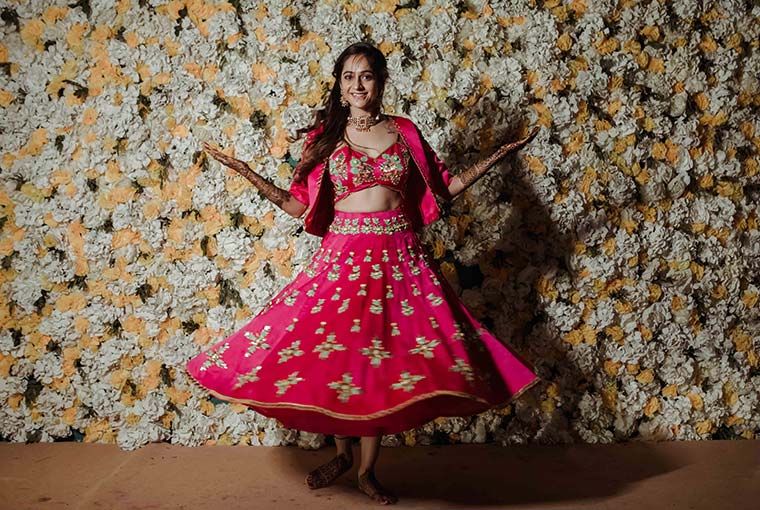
[0,0,758,449]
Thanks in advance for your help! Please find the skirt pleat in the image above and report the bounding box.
[184,205,540,436]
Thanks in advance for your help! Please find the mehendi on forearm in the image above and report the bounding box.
[237,165,292,208]
[457,133,537,191]
[457,155,495,189]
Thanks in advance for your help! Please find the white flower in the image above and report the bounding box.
[386,51,423,97]
[280,103,314,134]
[117,421,167,450]
[191,165,227,210]
[215,227,253,270]
[450,68,479,101]
[395,9,429,44]
[170,407,217,447]
[424,7,458,49]
[241,263,281,312]
[428,60,454,89]
[545,300,581,332]
[206,305,235,332]
[32,351,64,385]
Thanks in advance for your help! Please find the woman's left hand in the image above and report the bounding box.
[453,126,541,194]
[491,126,539,162]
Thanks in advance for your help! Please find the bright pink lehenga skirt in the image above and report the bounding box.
[184,205,541,436]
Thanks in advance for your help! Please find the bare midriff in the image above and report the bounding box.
[333,185,402,212]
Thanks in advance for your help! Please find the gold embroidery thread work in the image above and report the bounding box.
[328,215,412,235]
[328,373,364,403]
[360,337,393,368]
[391,371,426,392]
[234,365,262,389]
[275,372,305,396]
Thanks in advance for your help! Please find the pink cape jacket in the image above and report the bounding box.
[288,115,454,237]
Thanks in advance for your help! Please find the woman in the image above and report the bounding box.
[185,42,540,505]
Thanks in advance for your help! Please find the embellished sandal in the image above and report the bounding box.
[358,470,398,505]
[305,451,353,489]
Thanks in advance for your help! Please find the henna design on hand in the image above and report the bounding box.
[247,169,292,207]
[457,126,539,189]
[202,142,292,208]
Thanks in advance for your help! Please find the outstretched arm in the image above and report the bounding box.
[447,127,539,199]
[238,164,309,218]
[202,142,308,218]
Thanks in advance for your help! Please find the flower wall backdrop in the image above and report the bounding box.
[0,0,758,450]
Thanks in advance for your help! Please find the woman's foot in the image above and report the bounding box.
[305,452,354,489]
[357,470,398,505]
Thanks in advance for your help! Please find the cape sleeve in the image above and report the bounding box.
[287,131,317,207]
[288,176,309,206]
[416,125,454,201]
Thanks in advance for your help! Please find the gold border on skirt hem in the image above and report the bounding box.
[182,364,542,422]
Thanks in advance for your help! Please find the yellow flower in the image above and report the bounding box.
[557,32,573,51]
[642,396,660,417]
[200,205,225,236]
[84,419,116,443]
[601,382,618,410]
[0,89,14,107]
[431,238,446,258]
[564,329,583,345]
[732,328,752,352]
[636,369,654,384]
[20,19,45,52]
[695,419,713,435]
[112,228,142,249]
[55,292,87,313]
[686,392,704,410]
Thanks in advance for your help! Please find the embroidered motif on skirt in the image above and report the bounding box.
[185,206,540,436]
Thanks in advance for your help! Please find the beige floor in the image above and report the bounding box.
[1,439,758,509]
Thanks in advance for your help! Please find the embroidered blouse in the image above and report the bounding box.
[287,115,454,237]
[327,141,411,204]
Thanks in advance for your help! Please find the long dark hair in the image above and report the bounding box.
[292,42,389,182]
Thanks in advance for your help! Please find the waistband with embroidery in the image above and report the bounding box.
[328,211,411,235]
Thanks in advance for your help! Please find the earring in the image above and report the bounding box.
[340,95,348,107]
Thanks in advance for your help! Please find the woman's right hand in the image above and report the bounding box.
[202,142,251,176]
[201,142,307,219]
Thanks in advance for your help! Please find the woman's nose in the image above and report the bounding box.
[354,79,365,90]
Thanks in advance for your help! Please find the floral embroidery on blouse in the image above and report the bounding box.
[328,142,411,203]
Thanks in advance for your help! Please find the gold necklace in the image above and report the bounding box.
[347,113,383,132]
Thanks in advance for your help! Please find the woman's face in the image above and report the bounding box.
[339,54,379,112]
